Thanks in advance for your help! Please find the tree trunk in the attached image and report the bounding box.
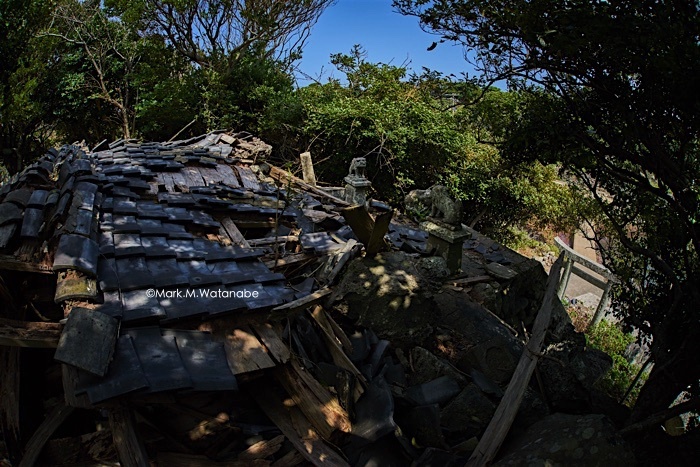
[630,320,700,425]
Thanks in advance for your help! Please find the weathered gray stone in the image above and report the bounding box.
[416,256,450,282]
[331,252,435,344]
[485,262,517,280]
[406,376,461,406]
[409,346,468,386]
[494,413,635,467]
[440,383,496,435]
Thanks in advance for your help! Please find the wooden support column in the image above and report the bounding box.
[108,403,150,467]
[0,345,22,463]
[300,152,317,186]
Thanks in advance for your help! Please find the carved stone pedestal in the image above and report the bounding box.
[344,176,372,205]
[421,220,471,273]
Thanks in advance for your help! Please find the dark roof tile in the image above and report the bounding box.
[97,257,119,291]
[147,258,191,288]
[20,208,44,238]
[0,202,23,226]
[53,234,99,276]
[115,257,154,290]
[82,334,149,404]
[27,189,49,208]
[4,188,32,207]
[126,329,192,393]
[113,233,145,257]
[141,236,177,259]
[121,290,166,323]
[163,330,238,391]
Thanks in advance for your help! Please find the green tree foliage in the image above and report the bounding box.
[296,48,582,240]
[395,0,700,458]
[0,0,57,171]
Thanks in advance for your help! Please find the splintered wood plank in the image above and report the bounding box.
[268,165,350,206]
[237,434,285,461]
[264,253,315,271]
[247,236,299,247]
[157,452,268,467]
[182,166,206,187]
[158,173,176,193]
[171,171,189,191]
[251,323,290,364]
[198,166,225,186]
[366,210,392,257]
[323,240,362,286]
[311,307,353,354]
[216,164,241,187]
[220,217,250,248]
[18,403,75,467]
[147,181,159,196]
[0,318,62,348]
[108,404,150,467]
[341,205,374,246]
[271,288,332,313]
[447,275,492,286]
[0,255,54,274]
[224,327,277,375]
[236,166,261,190]
[274,357,352,439]
[309,307,365,401]
[247,381,350,467]
[271,450,304,467]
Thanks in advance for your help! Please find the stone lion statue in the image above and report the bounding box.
[405,184,462,226]
[348,157,367,178]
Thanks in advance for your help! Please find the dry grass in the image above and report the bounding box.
[566,302,594,333]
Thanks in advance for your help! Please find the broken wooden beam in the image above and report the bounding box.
[445,275,492,287]
[263,253,315,271]
[275,357,352,440]
[247,381,350,466]
[224,326,277,375]
[321,239,362,287]
[237,434,285,461]
[108,403,150,467]
[247,235,299,247]
[341,205,391,257]
[0,255,54,274]
[0,346,22,463]
[18,402,75,467]
[0,318,62,348]
[269,165,350,206]
[309,306,366,401]
[271,288,332,313]
[219,218,251,248]
[467,253,564,466]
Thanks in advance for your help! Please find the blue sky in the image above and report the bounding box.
[296,0,476,85]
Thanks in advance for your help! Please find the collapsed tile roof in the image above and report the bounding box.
[0,132,306,402]
[0,130,532,466]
